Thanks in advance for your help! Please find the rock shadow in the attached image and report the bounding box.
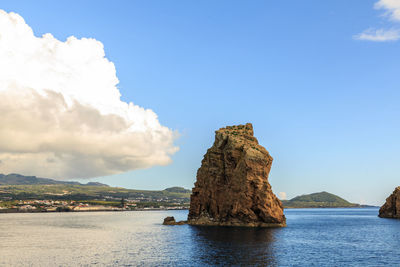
[188,226,279,266]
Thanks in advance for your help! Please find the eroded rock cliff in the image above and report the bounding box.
[188,123,286,227]
[379,187,400,219]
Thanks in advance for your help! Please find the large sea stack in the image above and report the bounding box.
[379,187,400,219]
[188,123,286,227]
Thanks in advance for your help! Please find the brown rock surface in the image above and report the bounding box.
[163,216,187,225]
[188,123,286,227]
[379,187,400,219]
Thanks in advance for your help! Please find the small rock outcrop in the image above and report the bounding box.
[379,187,400,219]
[162,216,187,225]
[188,123,286,227]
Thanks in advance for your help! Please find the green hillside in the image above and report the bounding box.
[0,173,107,186]
[0,174,191,210]
[0,184,190,201]
[164,187,191,194]
[282,191,360,208]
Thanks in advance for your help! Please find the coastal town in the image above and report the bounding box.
[0,198,189,213]
[0,175,191,213]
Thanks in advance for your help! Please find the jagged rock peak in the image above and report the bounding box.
[379,186,400,219]
[188,123,286,227]
[218,123,254,137]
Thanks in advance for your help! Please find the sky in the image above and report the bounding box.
[0,0,399,205]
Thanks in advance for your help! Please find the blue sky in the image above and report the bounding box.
[1,0,399,205]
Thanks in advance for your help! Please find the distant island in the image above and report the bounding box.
[0,174,190,212]
[281,191,374,208]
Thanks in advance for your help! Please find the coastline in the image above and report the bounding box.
[283,205,378,209]
[0,207,189,214]
[0,206,379,214]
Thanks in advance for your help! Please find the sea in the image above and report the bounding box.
[0,208,399,266]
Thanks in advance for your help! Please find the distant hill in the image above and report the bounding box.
[164,187,191,194]
[0,173,108,187]
[282,191,360,208]
[0,173,191,208]
[85,182,109,187]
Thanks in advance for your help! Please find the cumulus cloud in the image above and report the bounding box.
[353,28,400,41]
[355,0,400,42]
[375,0,400,21]
[278,192,287,200]
[0,10,178,179]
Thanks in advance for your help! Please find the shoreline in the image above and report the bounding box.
[0,206,378,214]
[0,207,189,214]
[284,205,378,209]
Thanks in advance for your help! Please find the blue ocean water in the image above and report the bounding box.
[0,208,399,266]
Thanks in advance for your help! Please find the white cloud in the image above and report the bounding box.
[375,0,400,21]
[278,192,287,200]
[355,0,400,42]
[353,28,400,41]
[0,10,178,179]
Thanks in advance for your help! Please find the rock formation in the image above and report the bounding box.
[379,187,400,219]
[188,123,286,227]
[162,216,187,225]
